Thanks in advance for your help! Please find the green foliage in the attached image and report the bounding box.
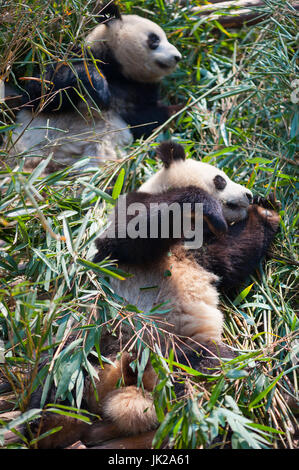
[0,0,298,449]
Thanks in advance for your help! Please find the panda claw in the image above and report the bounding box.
[269,192,282,210]
[253,193,281,211]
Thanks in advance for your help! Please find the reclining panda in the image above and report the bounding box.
[10,2,181,171]
[28,142,280,448]
[94,141,279,348]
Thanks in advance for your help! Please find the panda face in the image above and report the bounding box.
[139,159,253,223]
[86,15,181,83]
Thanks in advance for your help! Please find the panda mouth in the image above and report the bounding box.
[224,199,250,210]
[224,201,249,212]
[155,60,172,70]
[226,202,240,210]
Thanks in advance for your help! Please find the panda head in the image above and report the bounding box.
[139,142,253,223]
[86,3,181,83]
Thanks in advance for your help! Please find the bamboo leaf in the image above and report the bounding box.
[76,257,131,280]
[112,168,125,200]
[249,371,284,411]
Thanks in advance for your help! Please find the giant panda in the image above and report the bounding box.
[26,142,280,449]
[8,2,181,172]
[93,141,279,350]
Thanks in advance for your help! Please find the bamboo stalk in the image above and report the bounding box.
[190,0,299,28]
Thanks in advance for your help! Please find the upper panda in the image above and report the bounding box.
[9,2,181,172]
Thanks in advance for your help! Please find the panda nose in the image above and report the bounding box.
[174,54,181,63]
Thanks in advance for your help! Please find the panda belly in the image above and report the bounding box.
[10,109,133,170]
[110,263,164,314]
[110,248,223,346]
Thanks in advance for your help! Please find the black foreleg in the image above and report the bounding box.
[23,60,110,112]
[195,202,280,293]
[94,186,227,265]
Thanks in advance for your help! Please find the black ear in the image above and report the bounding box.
[95,1,122,24]
[156,141,186,169]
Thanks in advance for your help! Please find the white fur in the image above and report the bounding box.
[11,108,132,170]
[139,158,252,223]
[111,247,223,346]
[102,386,158,434]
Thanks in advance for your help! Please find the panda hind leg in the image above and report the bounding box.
[101,385,158,435]
[96,353,158,436]
[29,411,91,449]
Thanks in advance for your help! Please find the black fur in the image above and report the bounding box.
[107,73,171,139]
[22,59,111,113]
[96,1,122,23]
[93,185,228,265]
[193,203,280,294]
[157,141,186,168]
[213,174,227,191]
[147,33,160,50]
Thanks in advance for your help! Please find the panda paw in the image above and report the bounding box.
[93,237,114,263]
[253,192,281,211]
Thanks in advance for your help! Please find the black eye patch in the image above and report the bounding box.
[214,175,227,191]
[148,33,160,50]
